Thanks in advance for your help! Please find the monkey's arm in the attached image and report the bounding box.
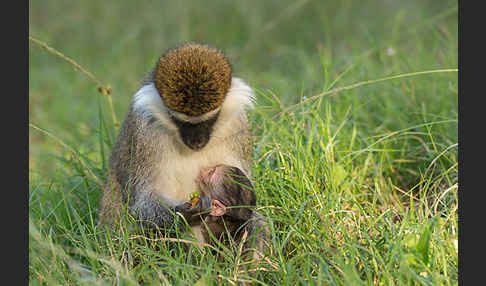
[128,189,179,228]
[232,114,253,177]
[100,172,178,229]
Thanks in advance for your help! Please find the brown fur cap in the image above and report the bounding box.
[154,43,232,116]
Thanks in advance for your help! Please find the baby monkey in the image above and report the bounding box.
[175,164,270,261]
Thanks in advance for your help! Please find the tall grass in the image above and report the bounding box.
[29,0,457,284]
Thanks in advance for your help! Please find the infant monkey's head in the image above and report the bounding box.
[196,164,256,220]
[176,165,255,222]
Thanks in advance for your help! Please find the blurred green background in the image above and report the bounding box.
[29,1,458,284]
[29,0,457,177]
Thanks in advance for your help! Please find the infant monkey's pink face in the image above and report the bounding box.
[196,164,227,216]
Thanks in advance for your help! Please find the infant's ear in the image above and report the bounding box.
[209,199,226,216]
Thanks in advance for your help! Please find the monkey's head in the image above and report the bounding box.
[195,164,256,220]
[153,43,232,150]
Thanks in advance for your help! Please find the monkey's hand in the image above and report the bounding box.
[174,201,193,212]
[175,197,212,219]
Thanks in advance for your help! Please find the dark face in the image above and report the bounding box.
[170,113,219,150]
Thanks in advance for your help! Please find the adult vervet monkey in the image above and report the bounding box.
[99,43,255,236]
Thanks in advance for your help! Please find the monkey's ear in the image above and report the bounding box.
[209,200,226,216]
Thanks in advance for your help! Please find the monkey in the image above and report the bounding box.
[98,43,255,240]
[174,164,271,262]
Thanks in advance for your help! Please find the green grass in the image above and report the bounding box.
[29,0,458,285]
